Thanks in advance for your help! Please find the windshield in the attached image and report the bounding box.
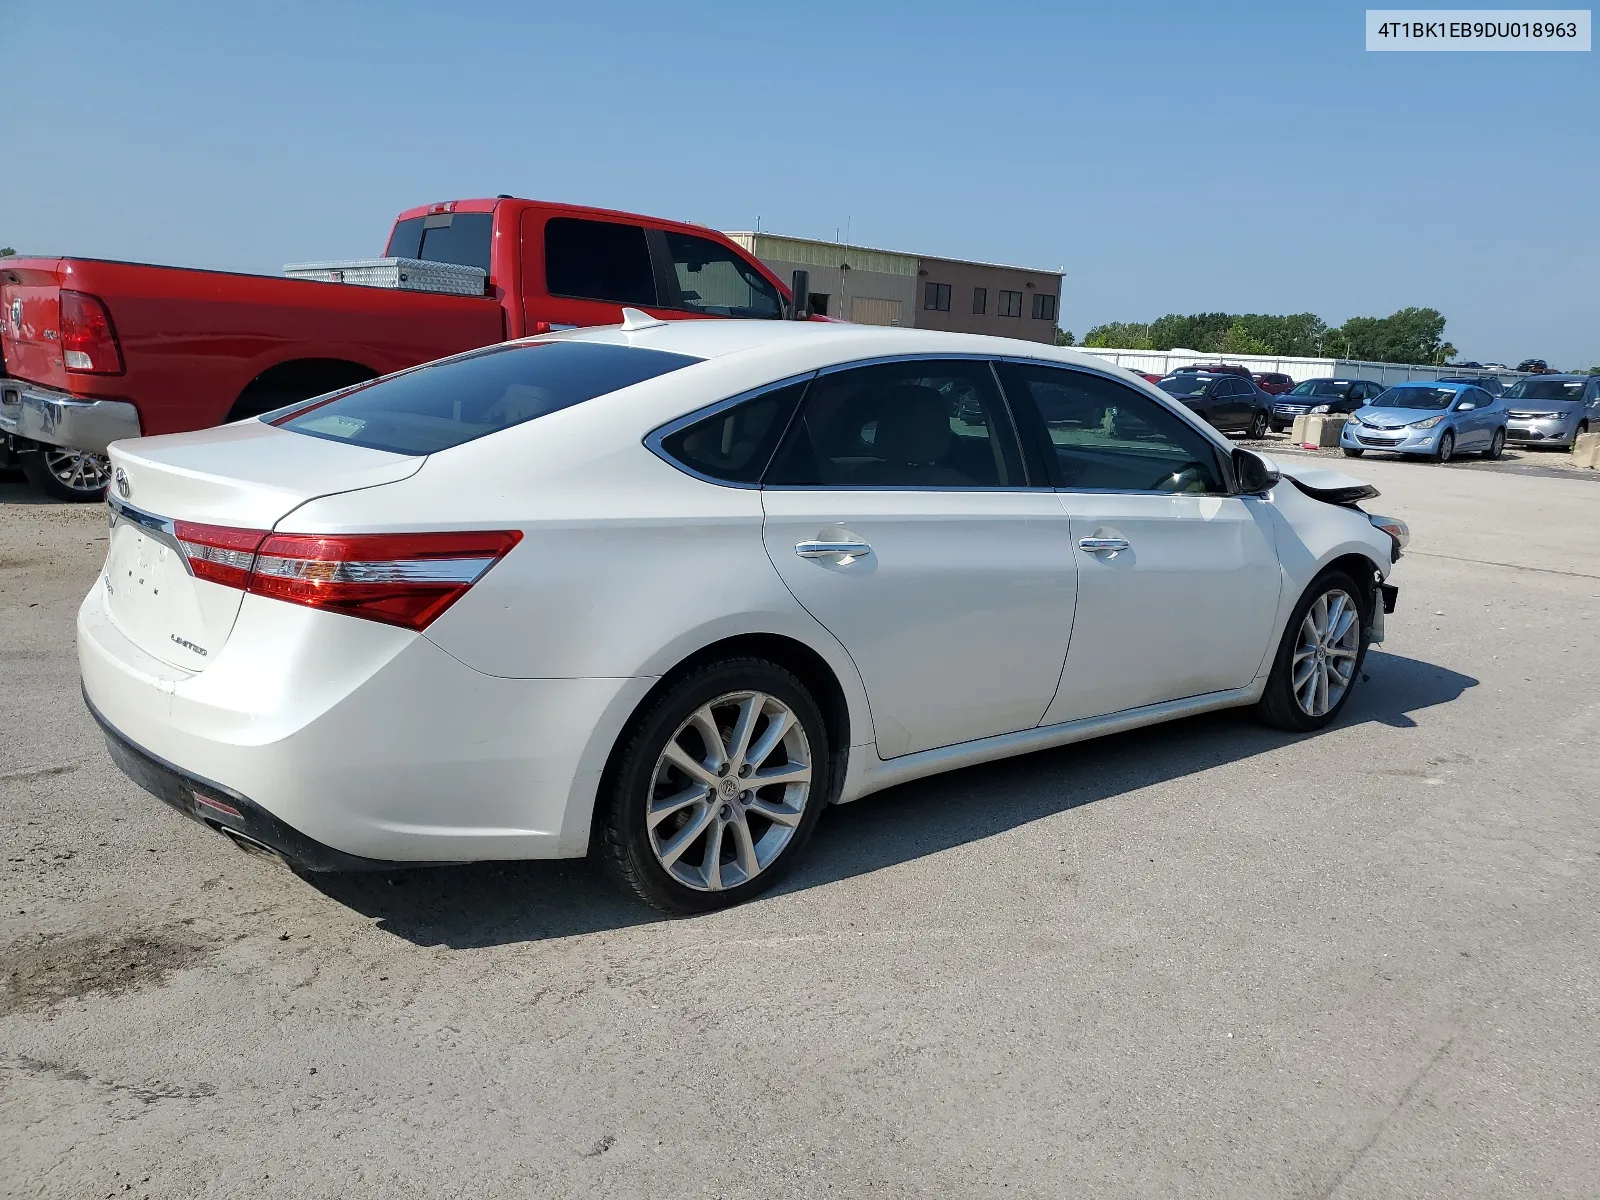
[1504,378,1585,401]
[1289,380,1353,398]
[275,340,701,455]
[1370,387,1457,411]
[1158,376,1214,397]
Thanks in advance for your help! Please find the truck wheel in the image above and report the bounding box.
[20,448,111,502]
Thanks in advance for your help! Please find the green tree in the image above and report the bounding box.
[1053,327,1075,346]
[1217,321,1272,356]
[1082,321,1154,349]
[0,247,15,257]
[1333,307,1450,364]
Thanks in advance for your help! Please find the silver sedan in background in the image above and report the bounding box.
[1503,375,1600,449]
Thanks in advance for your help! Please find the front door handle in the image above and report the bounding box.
[795,540,872,561]
[1078,536,1130,553]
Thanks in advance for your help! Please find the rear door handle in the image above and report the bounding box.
[1078,536,1130,553]
[795,540,872,561]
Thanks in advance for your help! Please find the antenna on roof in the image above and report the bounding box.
[619,308,667,331]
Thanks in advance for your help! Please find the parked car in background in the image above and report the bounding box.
[1269,378,1384,433]
[1516,359,1551,374]
[0,196,806,499]
[1439,374,1507,397]
[80,319,1403,913]
[1131,370,1165,384]
[1341,381,1506,463]
[1157,371,1272,437]
[1170,363,1253,378]
[1252,372,1295,395]
[1502,374,1600,449]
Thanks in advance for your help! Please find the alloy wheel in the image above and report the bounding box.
[42,448,111,494]
[646,690,812,892]
[1435,431,1455,464]
[1249,411,1268,439]
[1291,587,1361,718]
[1487,428,1505,459]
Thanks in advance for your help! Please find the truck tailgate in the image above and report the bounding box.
[0,259,72,391]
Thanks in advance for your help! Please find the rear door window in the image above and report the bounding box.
[662,232,782,319]
[275,341,699,455]
[545,217,658,307]
[385,213,494,274]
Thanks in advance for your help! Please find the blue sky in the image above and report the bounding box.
[3,0,1596,366]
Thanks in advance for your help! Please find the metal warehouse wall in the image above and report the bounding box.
[727,234,918,327]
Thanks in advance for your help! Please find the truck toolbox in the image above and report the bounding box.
[283,257,488,296]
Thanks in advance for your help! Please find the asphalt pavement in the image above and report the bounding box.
[2,453,1598,1199]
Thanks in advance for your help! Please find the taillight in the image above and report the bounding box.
[169,522,521,630]
[247,530,522,630]
[60,290,124,374]
[174,521,269,589]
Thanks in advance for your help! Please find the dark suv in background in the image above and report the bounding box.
[1269,377,1384,433]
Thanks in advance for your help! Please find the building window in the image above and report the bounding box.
[972,287,987,315]
[1032,293,1058,321]
[999,290,1023,318]
[923,282,951,311]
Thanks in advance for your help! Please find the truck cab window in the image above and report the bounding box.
[544,217,658,307]
[662,232,782,320]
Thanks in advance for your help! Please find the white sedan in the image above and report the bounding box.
[79,316,1406,912]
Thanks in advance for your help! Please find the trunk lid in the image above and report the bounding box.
[0,258,72,391]
[103,420,424,672]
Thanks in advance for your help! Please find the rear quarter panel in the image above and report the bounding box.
[8,258,506,435]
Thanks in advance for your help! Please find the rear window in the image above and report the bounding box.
[385,213,494,275]
[275,341,700,455]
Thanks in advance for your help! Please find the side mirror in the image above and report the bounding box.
[788,269,811,320]
[1233,447,1279,495]
[1456,400,1477,411]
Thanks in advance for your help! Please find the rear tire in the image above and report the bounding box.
[1482,427,1505,460]
[1247,411,1269,439]
[19,447,110,502]
[596,658,831,914]
[1256,570,1370,733]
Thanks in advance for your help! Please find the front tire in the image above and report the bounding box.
[596,658,831,914]
[1432,429,1456,464]
[1342,447,1365,458]
[1482,427,1506,460]
[19,447,111,502]
[1257,571,1370,733]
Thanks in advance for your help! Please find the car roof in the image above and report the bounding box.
[531,318,1126,373]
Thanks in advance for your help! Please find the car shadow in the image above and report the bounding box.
[0,465,63,505]
[305,650,1476,948]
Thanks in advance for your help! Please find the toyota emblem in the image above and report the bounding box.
[114,467,131,499]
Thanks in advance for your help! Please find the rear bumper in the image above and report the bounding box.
[0,379,141,454]
[78,581,654,863]
[88,691,409,872]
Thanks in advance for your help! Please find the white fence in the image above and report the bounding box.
[1071,347,1523,387]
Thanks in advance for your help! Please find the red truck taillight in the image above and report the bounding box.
[60,289,124,374]
[172,525,522,631]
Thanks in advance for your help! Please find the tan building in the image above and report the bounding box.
[724,232,1063,344]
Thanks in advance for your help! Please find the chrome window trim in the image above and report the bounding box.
[645,351,1241,496]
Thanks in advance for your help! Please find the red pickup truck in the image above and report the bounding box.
[0,197,802,498]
